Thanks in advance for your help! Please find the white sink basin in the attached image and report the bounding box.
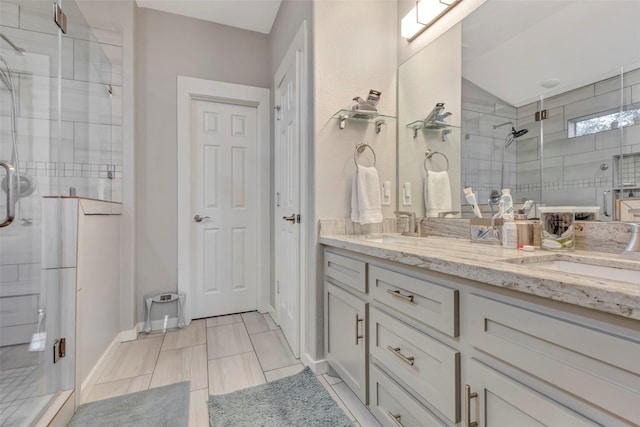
[511,258,640,284]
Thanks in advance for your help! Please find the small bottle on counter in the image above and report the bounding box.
[514,210,533,246]
[502,214,518,249]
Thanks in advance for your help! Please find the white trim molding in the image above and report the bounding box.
[177,77,271,323]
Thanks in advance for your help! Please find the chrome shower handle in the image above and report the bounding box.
[0,160,16,228]
[194,214,211,223]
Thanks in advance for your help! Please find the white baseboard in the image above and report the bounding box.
[302,353,327,375]
[120,326,138,342]
[80,333,122,403]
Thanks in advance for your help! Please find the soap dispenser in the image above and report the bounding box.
[500,188,513,216]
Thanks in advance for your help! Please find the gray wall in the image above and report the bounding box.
[134,7,270,321]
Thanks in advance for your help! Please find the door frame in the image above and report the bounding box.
[273,21,308,361]
[177,76,271,323]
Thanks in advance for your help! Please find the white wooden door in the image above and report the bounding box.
[274,50,301,357]
[190,99,258,318]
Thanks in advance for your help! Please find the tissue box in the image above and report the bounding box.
[470,218,503,244]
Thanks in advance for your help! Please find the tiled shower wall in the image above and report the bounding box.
[462,70,640,212]
[0,1,122,345]
[515,68,640,209]
[461,78,518,205]
[0,1,122,206]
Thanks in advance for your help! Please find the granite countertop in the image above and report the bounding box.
[319,234,640,321]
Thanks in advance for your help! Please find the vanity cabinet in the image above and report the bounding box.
[466,359,597,426]
[323,245,640,426]
[466,293,640,426]
[324,252,368,404]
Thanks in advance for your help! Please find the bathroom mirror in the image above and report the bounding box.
[398,0,640,222]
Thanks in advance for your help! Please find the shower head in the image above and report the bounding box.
[0,33,26,56]
[504,127,528,149]
[511,127,528,138]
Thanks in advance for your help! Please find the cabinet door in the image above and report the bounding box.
[466,360,597,427]
[325,282,368,403]
[467,293,640,424]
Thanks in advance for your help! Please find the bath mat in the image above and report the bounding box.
[68,381,190,427]
[208,366,353,427]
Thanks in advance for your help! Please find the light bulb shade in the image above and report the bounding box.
[402,0,462,41]
[417,0,451,25]
[401,6,424,39]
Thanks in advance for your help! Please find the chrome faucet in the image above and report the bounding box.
[621,223,640,260]
[395,211,417,235]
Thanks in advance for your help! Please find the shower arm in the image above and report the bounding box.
[0,33,26,56]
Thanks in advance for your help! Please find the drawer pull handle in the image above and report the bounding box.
[465,385,478,427]
[387,289,414,303]
[386,411,404,427]
[387,345,415,366]
[355,314,363,345]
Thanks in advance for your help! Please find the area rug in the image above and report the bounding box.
[68,381,190,427]
[208,367,353,426]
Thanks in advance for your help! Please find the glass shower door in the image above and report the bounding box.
[1,0,72,425]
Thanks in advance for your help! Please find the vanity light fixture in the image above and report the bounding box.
[401,0,462,42]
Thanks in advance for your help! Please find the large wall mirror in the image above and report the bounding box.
[398,0,640,222]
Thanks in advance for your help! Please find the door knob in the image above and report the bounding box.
[282,214,296,223]
[194,214,210,223]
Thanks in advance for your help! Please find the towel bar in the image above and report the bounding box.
[424,149,449,173]
[354,142,377,168]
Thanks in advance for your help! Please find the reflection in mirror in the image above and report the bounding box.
[398,0,640,221]
[398,25,461,218]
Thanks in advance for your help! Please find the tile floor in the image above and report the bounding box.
[85,311,381,427]
[0,345,44,426]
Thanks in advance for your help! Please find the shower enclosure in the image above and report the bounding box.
[0,0,117,424]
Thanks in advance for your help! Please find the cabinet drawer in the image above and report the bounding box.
[370,308,459,423]
[325,251,367,294]
[369,265,458,337]
[370,363,446,427]
[468,294,640,425]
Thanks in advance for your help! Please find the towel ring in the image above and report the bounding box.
[354,142,377,168]
[424,149,449,173]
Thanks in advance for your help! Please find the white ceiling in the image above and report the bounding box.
[462,0,640,107]
[135,0,282,34]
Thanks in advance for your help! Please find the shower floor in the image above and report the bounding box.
[0,344,44,427]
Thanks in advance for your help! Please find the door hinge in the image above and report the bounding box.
[53,338,66,363]
[53,4,67,34]
[535,109,548,122]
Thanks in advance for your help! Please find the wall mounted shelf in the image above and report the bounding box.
[407,120,460,140]
[333,109,396,134]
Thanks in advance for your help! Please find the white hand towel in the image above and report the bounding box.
[424,170,452,218]
[351,171,360,223]
[351,167,383,224]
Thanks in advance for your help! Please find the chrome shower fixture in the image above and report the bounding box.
[493,121,513,130]
[0,33,26,56]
